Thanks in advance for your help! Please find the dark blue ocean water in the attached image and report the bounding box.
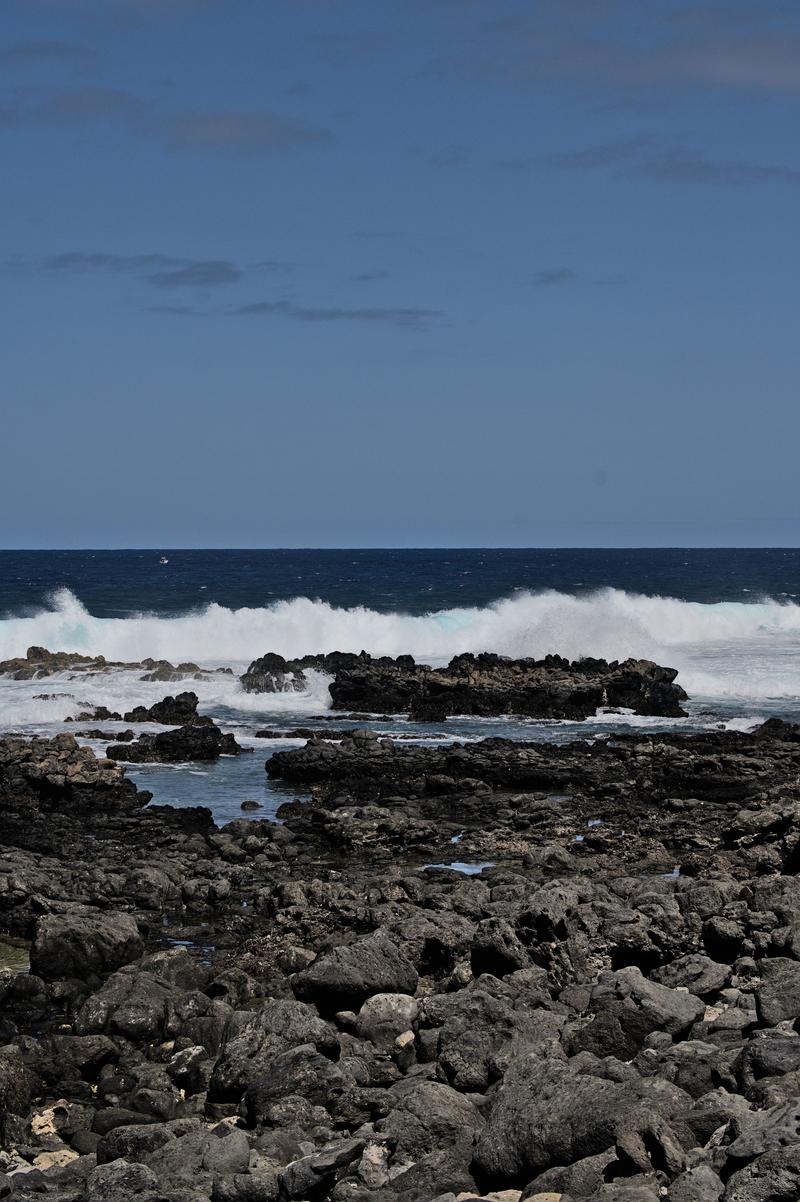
[2,547,800,617]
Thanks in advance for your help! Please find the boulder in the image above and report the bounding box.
[589,966,705,1040]
[380,1080,483,1159]
[209,998,336,1101]
[755,958,800,1026]
[724,1144,800,1201]
[473,1046,690,1186]
[651,953,732,998]
[292,930,418,1011]
[356,993,419,1050]
[30,911,143,982]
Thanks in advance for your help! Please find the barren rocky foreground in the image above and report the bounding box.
[2,658,800,1200]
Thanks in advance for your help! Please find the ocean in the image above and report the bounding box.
[2,547,800,824]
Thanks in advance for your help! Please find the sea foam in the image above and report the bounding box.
[2,586,800,701]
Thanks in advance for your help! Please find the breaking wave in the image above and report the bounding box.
[2,586,800,700]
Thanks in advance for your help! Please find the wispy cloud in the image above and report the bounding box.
[10,252,249,289]
[639,152,800,186]
[0,84,331,157]
[533,268,579,288]
[543,138,800,187]
[233,300,441,327]
[351,270,390,283]
[544,138,650,171]
[164,110,331,154]
[531,268,626,288]
[437,1,800,98]
[147,261,242,288]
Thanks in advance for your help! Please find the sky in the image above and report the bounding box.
[2,0,799,548]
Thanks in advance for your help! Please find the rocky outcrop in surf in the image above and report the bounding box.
[240,650,688,719]
[121,691,210,726]
[0,647,232,683]
[105,722,242,764]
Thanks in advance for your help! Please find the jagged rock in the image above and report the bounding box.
[122,692,210,726]
[724,1102,800,1169]
[328,651,687,719]
[240,653,309,694]
[0,1047,31,1141]
[106,722,241,763]
[755,958,800,1026]
[723,1145,800,1201]
[279,1137,365,1199]
[0,733,146,817]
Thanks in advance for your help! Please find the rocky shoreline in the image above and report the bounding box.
[2,659,800,1200]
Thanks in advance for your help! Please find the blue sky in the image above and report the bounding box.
[2,0,799,547]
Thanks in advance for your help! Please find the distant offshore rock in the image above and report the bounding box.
[0,646,232,683]
[240,650,688,719]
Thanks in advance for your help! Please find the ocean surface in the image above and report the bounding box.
[2,548,800,826]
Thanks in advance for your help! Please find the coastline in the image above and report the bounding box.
[2,653,800,1199]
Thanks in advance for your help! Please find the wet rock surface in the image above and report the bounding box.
[240,651,688,719]
[4,716,800,1198]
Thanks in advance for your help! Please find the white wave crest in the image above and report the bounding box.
[2,586,800,701]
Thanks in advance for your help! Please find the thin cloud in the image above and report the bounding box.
[0,87,331,158]
[467,2,800,98]
[147,261,241,288]
[533,269,579,287]
[639,152,800,186]
[233,300,441,328]
[164,110,331,153]
[545,139,800,187]
[351,270,390,283]
[545,138,649,170]
[13,252,246,290]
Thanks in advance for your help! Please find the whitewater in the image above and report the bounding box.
[2,586,800,705]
